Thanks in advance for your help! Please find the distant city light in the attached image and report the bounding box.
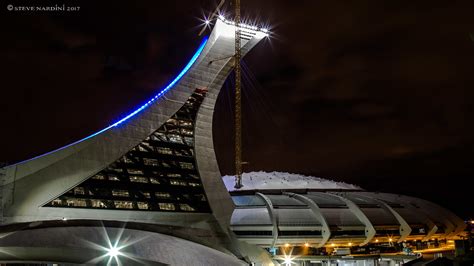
[218,15,225,20]
[284,243,290,247]
[470,220,474,224]
[375,239,379,242]
[261,28,268,33]
[389,238,393,242]
[205,20,210,24]
[348,242,352,246]
[304,243,310,247]
[331,243,335,247]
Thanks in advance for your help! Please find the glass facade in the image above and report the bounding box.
[44,89,211,213]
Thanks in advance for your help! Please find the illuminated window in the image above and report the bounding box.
[180,162,194,170]
[150,177,160,184]
[159,203,175,211]
[92,174,105,180]
[143,158,159,166]
[180,204,195,212]
[67,199,87,207]
[155,192,171,198]
[137,202,149,210]
[168,128,179,134]
[157,147,173,155]
[166,118,178,125]
[184,137,193,145]
[112,189,129,197]
[51,199,62,206]
[173,149,185,156]
[130,176,148,183]
[181,129,193,136]
[141,192,151,198]
[122,157,133,164]
[74,187,85,195]
[168,173,181,178]
[152,132,166,141]
[91,200,106,208]
[141,142,153,149]
[114,201,133,209]
[108,175,120,181]
[189,182,201,187]
[180,121,192,127]
[128,169,143,175]
[170,180,187,186]
[169,134,183,143]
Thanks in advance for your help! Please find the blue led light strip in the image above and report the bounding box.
[17,37,209,165]
[111,37,208,127]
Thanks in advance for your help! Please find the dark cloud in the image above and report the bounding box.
[1,0,473,217]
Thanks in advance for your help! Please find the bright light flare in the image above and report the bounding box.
[106,246,123,258]
[218,15,225,21]
[283,256,294,266]
[281,245,298,266]
[205,20,210,24]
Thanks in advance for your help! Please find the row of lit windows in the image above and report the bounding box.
[69,187,206,202]
[170,180,201,187]
[143,158,159,166]
[49,198,196,211]
[149,131,194,146]
[134,142,194,157]
[91,174,200,185]
[165,118,193,128]
[105,161,196,172]
[69,187,190,199]
[166,128,193,136]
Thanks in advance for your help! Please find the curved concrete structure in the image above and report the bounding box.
[230,189,466,248]
[0,18,270,265]
[329,193,377,246]
[283,192,331,247]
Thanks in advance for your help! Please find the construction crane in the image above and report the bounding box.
[233,0,243,189]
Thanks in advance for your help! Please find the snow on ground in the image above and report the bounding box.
[222,171,362,192]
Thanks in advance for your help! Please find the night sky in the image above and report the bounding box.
[1,1,473,218]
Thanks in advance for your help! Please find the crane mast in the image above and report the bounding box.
[234,0,243,189]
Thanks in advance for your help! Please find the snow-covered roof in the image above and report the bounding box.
[222,171,362,192]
